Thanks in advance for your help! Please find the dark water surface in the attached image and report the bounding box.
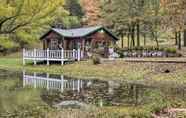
[0,69,186,113]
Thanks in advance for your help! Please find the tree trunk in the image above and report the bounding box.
[175,32,178,45]
[154,31,159,48]
[128,26,131,48]
[127,33,130,48]
[178,31,182,50]
[143,34,146,46]
[131,23,135,47]
[155,37,159,48]
[184,29,186,46]
[136,23,140,47]
[121,35,124,48]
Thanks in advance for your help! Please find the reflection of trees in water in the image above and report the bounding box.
[41,78,186,108]
[116,83,186,106]
[41,81,158,107]
[158,87,186,101]
[112,84,153,106]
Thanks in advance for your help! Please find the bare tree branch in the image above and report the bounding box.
[0,22,30,34]
[0,15,20,30]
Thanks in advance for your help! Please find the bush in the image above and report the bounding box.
[165,48,177,54]
[116,48,124,58]
[92,55,101,65]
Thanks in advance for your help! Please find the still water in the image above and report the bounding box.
[0,69,186,115]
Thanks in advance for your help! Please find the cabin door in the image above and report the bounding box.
[49,38,59,50]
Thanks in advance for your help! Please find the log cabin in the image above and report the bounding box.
[23,26,119,65]
[40,26,119,57]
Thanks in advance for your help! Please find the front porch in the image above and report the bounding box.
[23,48,84,65]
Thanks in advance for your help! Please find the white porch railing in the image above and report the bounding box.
[23,48,83,65]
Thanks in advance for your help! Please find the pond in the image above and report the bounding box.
[0,69,186,117]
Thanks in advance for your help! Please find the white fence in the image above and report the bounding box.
[23,48,83,65]
[23,73,85,92]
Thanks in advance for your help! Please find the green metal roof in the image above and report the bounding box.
[41,26,119,41]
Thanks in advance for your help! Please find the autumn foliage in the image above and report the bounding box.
[80,0,101,26]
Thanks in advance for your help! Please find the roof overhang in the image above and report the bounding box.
[40,26,119,41]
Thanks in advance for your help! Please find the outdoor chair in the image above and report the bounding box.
[132,52,137,57]
[157,51,163,57]
[123,52,128,57]
[152,52,157,57]
[128,52,132,57]
[142,52,148,57]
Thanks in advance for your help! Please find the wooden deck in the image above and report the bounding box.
[23,48,83,65]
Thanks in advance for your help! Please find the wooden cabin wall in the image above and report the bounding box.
[42,32,62,50]
[64,38,85,50]
[90,31,115,47]
[41,30,116,51]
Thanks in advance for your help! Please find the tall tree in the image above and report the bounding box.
[80,0,102,26]
[101,0,155,48]
[162,0,185,49]
[53,0,84,29]
[65,0,84,18]
[0,0,66,52]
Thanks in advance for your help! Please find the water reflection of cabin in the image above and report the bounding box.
[40,26,119,57]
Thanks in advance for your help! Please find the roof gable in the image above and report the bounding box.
[52,26,102,38]
[41,26,119,41]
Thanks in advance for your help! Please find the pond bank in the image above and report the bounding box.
[0,57,186,84]
[102,57,186,63]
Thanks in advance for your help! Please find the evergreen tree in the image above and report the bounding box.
[65,0,84,18]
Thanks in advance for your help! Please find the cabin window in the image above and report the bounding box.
[85,41,91,51]
[73,41,81,50]
[77,42,81,49]
[94,41,106,49]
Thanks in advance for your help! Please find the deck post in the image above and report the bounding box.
[34,48,37,65]
[47,48,49,65]
[80,80,83,88]
[61,48,64,65]
[73,49,76,60]
[23,48,25,65]
[77,48,81,61]
[77,80,80,92]
[72,80,75,91]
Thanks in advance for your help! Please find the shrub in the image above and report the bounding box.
[165,48,177,54]
[92,54,101,65]
[116,48,124,58]
[158,47,165,51]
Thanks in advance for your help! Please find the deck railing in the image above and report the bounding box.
[23,48,83,65]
